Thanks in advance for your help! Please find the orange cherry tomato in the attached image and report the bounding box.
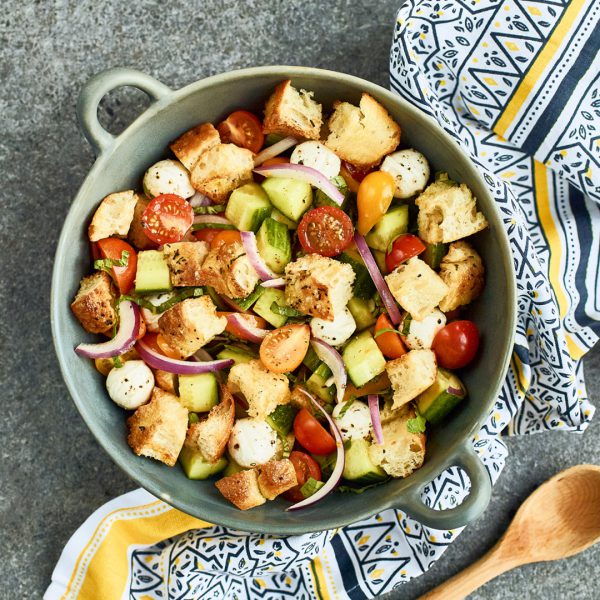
[193,228,220,244]
[356,171,395,236]
[156,333,181,359]
[283,450,322,502]
[259,324,310,374]
[293,408,337,455]
[217,312,268,340]
[374,313,406,359]
[139,332,178,358]
[136,317,147,340]
[217,110,264,153]
[96,238,138,294]
[209,230,242,249]
[261,156,290,167]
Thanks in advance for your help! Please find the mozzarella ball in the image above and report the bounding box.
[106,360,154,409]
[380,149,430,199]
[402,308,446,350]
[291,141,341,179]
[143,159,195,199]
[332,400,372,441]
[140,292,176,333]
[310,308,356,347]
[227,418,282,468]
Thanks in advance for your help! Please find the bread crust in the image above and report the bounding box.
[170,122,221,171]
[71,271,117,334]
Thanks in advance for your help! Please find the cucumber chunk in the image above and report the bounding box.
[347,297,377,331]
[314,175,349,208]
[222,458,245,477]
[423,242,448,270]
[179,448,227,480]
[365,205,409,252]
[266,404,296,436]
[343,438,387,485]
[302,345,322,372]
[256,217,292,273]
[216,345,257,366]
[225,182,272,232]
[261,177,312,222]
[135,250,172,294]
[339,250,376,299]
[253,288,288,328]
[270,208,297,230]
[342,331,387,387]
[417,368,466,424]
[178,373,218,412]
[306,362,335,403]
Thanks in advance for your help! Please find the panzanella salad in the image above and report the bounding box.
[71,80,488,511]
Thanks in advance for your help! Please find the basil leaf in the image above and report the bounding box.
[94,250,130,272]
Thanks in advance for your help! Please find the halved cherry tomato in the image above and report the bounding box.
[141,194,194,245]
[218,312,268,340]
[356,171,395,236]
[297,206,354,257]
[193,228,221,244]
[374,313,407,359]
[259,324,310,374]
[432,320,480,369]
[261,156,290,167]
[340,161,373,193]
[283,450,322,502]
[342,372,391,403]
[136,317,147,340]
[293,408,337,455]
[209,230,242,249]
[217,110,264,153]
[385,233,426,272]
[141,332,181,359]
[96,238,138,294]
[90,241,101,262]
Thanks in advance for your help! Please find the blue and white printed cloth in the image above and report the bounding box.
[46,1,600,598]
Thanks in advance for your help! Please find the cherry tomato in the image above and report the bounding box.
[385,234,426,272]
[342,372,391,403]
[293,408,337,455]
[136,317,147,340]
[217,110,264,153]
[90,241,101,262]
[297,206,354,257]
[374,313,407,359]
[96,238,138,294]
[209,230,242,249]
[283,451,322,502]
[156,334,182,359]
[261,156,290,167]
[217,312,268,340]
[432,320,480,369]
[340,161,373,193]
[260,324,310,374]
[141,194,194,245]
[356,171,395,236]
[193,228,221,244]
[138,332,178,359]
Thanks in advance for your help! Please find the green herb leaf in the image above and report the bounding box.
[300,477,325,499]
[94,250,130,272]
[112,355,123,368]
[188,412,200,425]
[270,301,304,317]
[231,285,265,310]
[336,396,356,418]
[193,205,226,215]
[401,314,412,336]
[374,327,403,339]
[406,411,426,434]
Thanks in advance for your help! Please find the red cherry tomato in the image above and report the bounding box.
[141,194,193,245]
[217,110,264,153]
[293,408,337,455]
[193,228,221,244]
[432,320,480,369]
[96,238,138,294]
[340,161,374,193]
[283,450,322,502]
[297,206,354,257]
[385,234,426,272]
[374,313,406,359]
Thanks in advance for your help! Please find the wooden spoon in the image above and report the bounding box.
[420,464,600,600]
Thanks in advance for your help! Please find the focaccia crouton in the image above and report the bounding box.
[158,296,227,359]
[185,385,235,463]
[190,143,254,203]
[170,122,221,170]
[368,405,426,478]
[163,241,210,287]
[127,194,156,250]
[385,257,449,320]
[263,80,323,140]
[284,255,355,321]
[416,173,488,243]
[198,241,259,299]
[325,93,400,168]
[228,360,290,419]
[154,369,178,395]
[256,459,298,500]
[439,241,485,312]
[88,190,137,242]
[215,469,266,510]
[386,349,437,409]
[71,271,117,334]
[127,387,188,467]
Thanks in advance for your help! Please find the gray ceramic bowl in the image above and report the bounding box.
[51,66,516,534]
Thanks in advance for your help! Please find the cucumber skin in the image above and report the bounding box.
[225,183,272,232]
[423,243,448,270]
[420,391,463,424]
[342,439,387,484]
[417,368,466,424]
[216,345,256,366]
[179,449,227,480]
[306,362,335,403]
[253,288,288,328]
[314,175,349,208]
[342,331,387,388]
[365,205,409,252]
[256,217,292,273]
[347,297,376,331]
[338,253,376,299]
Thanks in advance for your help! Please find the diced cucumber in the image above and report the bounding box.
[270,208,297,230]
[178,373,218,412]
[306,362,335,403]
[223,458,245,477]
[365,205,409,252]
[302,345,322,372]
[225,182,272,232]
[135,250,173,294]
[347,297,377,331]
[265,133,284,146]
[342,331,387,387]
[266,404,296,436]
[423,243,448,270]
[342,438,387,485]
[179,447,227,480]
[314,175,349,208]
[417,368,466,424]
[206,286,228,310]
[232,285,264,310]
[253,287,288,327]
[312,451,337,479]
[256,217,292,273]
[339,251,376,299]
[262,177,312,222]
[373,249,388,275]
[216,344,257,366]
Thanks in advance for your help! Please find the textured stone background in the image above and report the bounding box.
[0,1,598,598]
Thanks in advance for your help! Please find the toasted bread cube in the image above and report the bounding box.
[263,80,323,140]
[190,143,254,203]
[368,405,426,478]
[170,122,221,171]
[88,190,137,242]
[154,369,178,395]
[127,387,188,467]
[228,359,290,419]
[215,469,266,510]
[163,241,210,287]
[386,349,437,409]
[256,459,298,500]
[127,194,156,250]
[71,271,117,334]
[439,241,485,312]
[385,257,449,320]
[158,296,227,359]
[284,254,355,321]
[325,93,400,168]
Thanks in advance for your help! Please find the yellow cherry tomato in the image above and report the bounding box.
[356,171,395,236]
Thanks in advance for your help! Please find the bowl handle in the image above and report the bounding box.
[393,441,492,530]
[76,67,172,155]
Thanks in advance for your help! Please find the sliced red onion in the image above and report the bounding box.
[311,338,347,405]
[136,338,233,375]
[261,277,285,288]
[447,386,464,397]
[354,233,402,325]
[287,388,345,511]
[240,231,278,280]
[253,136,298,166]
[75,301,140,359]
[193,214,232,226]
[368,394,384,445]
[189,192,211,207]
[225,313,269,344]
[254,163,344,206]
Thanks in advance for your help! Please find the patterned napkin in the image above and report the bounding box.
[46,1,599,598]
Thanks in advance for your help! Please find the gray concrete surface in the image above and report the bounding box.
[0,1,598,598]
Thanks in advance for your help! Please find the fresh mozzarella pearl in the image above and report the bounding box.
[380,149,430,199]
[140,292,176,333]
[402,309,446,350]
[143,159,195,199]
[291,141,341,179]
[310,308,356,347]
[106,360,154,409]
[332,400,372,441]
[227,418,282,468]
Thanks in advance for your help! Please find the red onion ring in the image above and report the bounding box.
[225,313,269,344]
[311,338,347,404]
[447,386,464,397]
[368,394,384,445]
[189,192,212,207]
[261,277,285,288]
[253,136,299,167]
[240,231,278,280]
